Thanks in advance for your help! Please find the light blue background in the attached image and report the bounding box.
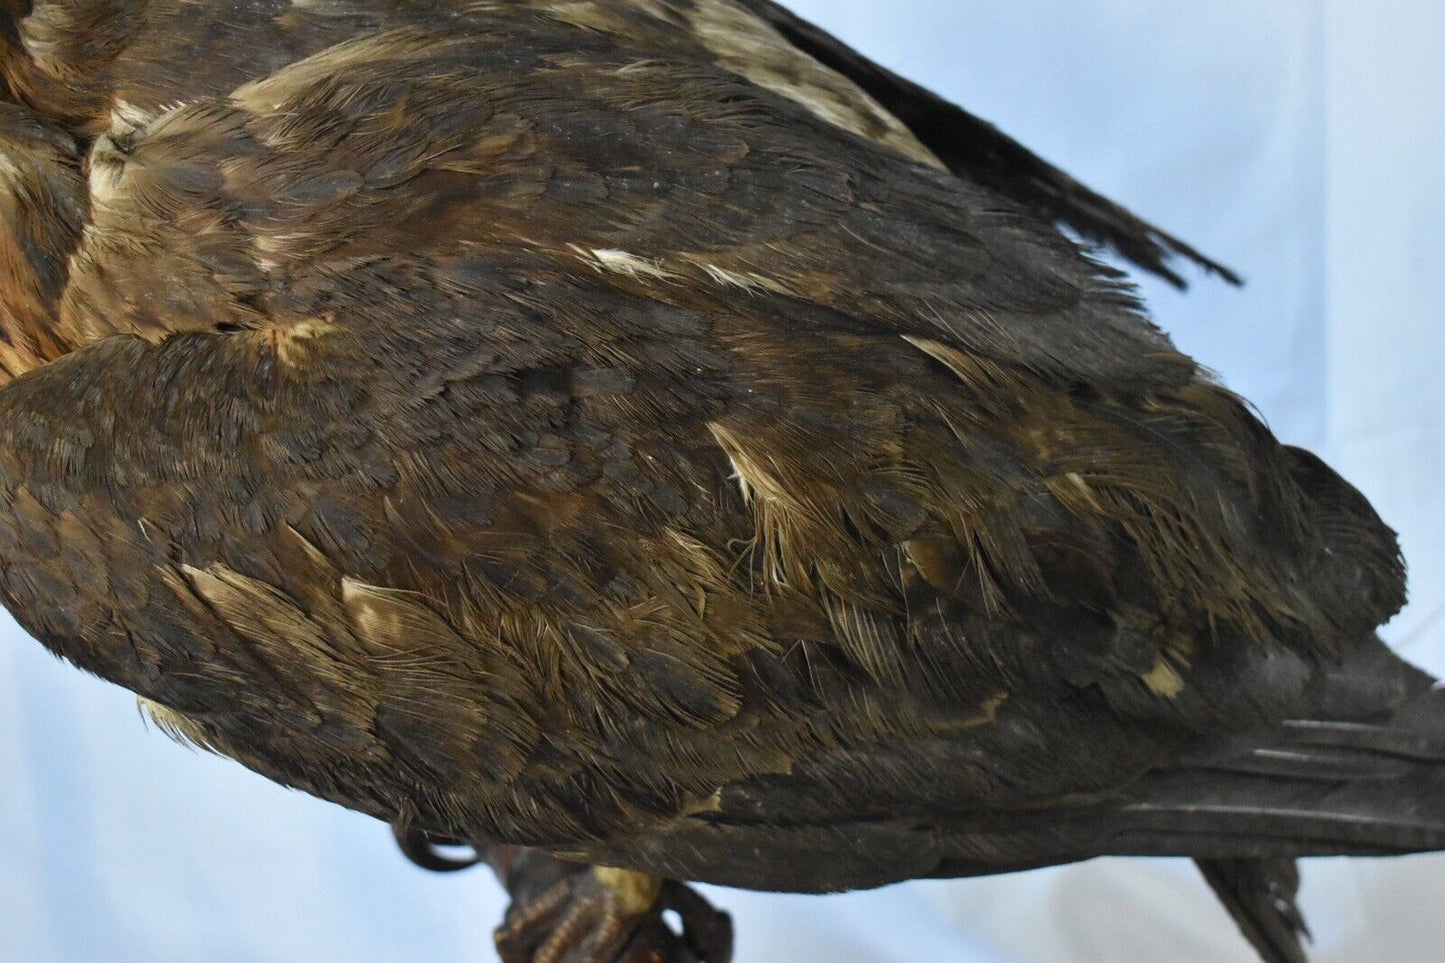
[2,2,1442,960]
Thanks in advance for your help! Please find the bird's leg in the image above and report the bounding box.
[391,827,732,963]
[488,846,733,963]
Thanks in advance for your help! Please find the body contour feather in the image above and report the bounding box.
[0,3,1430,960]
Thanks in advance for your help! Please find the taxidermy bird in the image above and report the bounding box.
[0,2,1437,961]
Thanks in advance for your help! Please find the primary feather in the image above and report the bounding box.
[0,3,1429,961]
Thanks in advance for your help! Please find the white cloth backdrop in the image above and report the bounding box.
[2,2,1442,960]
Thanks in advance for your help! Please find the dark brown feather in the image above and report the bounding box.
[0,4,1426,961]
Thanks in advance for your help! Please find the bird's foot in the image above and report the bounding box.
[490,847,732,963]
[392,824,484,872]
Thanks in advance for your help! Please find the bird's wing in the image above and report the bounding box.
[10,0,1231,288]
[729,0,1242,287]
[0,16,1403,883]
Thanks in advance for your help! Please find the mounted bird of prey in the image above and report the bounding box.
[0,2,1435,961]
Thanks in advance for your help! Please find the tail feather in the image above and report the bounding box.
[1108,641,1445,859]
[1196,858,1310,963]
[1096,644,1442,962]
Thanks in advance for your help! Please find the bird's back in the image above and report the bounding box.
[0,6,1435,962]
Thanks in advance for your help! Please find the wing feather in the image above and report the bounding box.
[0,7,1403,887]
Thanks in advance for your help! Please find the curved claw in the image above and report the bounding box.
[493,855,732,963]
[389,830,732,961]
[495,866,651,963]
[661,880,734,963]
[392,823,485,873]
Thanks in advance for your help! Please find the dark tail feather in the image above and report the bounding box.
[1196,858,1310,963]
[1094,642,1441,962]
[1111,641,1445,859]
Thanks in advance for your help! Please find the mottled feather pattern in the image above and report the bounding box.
[0,3,1427,958]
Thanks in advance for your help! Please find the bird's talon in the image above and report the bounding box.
[500,876,573,944]
[495,861,730,963]
[392,824,484,873]
[661,881,734,963]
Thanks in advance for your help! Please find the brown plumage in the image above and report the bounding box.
[0,3,1435,961]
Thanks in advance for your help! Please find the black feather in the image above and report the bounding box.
[1197,858,1310,963]
[737,0,1243,288]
